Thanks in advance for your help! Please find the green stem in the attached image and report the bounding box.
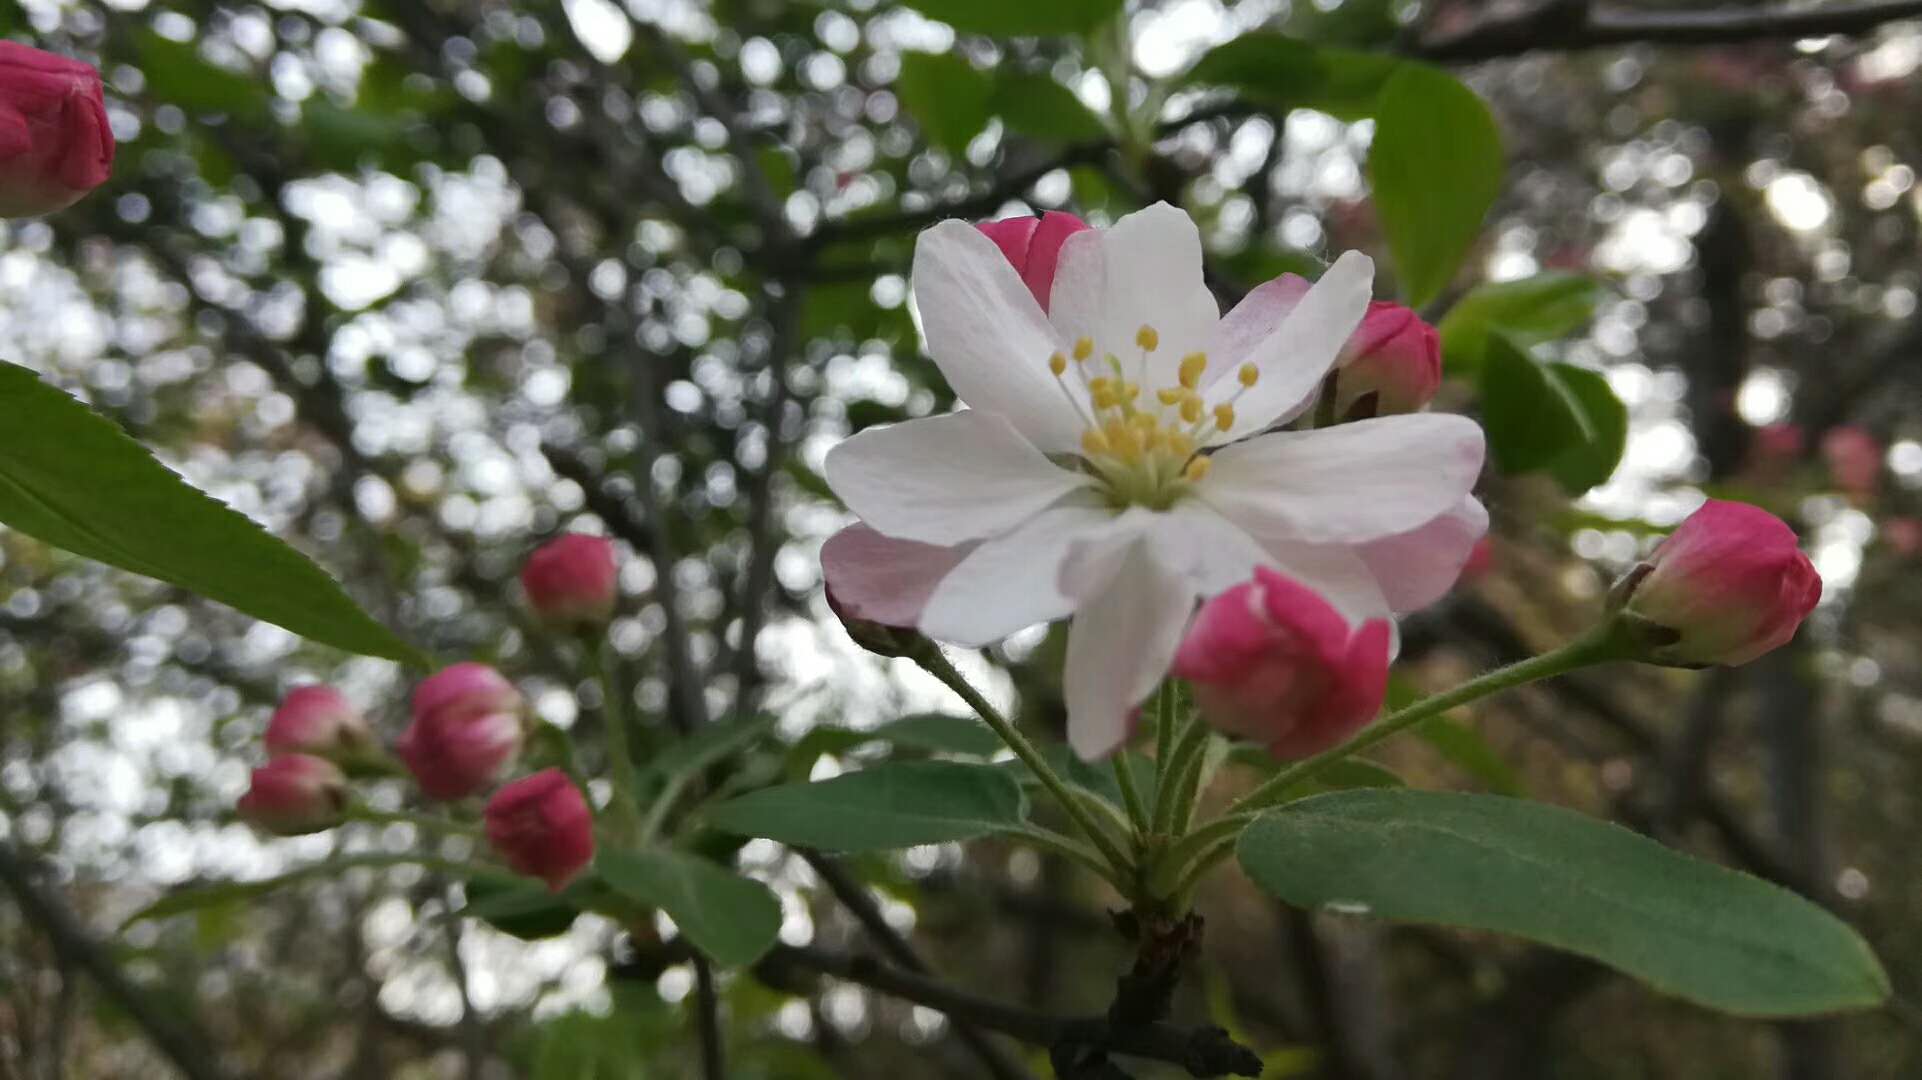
[1112,756,1149,839]
[1152,703,1208,837]
[1002,824,1129,890]
[1166,627,1625,898]
[914,649,1136,882]
[637,771,691,847]
[586,635,644,841]
[1150,681,1178,814]
[347,805,482,840]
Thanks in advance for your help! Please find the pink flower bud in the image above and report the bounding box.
[484,768,594,891]
[1618,500,1822,667]
[237,754,348,836]
[0,43,113,217]
[1745,422,1805,481]
[819,524,965,658]
[265,685,371,761]
[1820,425,1881,498]
[1172,568,1392,760]
[1457,536,1494,586]
[1333,301,1442,419]
[521,534,620,630]
[1884,517,1922,558]
[976,211,1089,313]
[398,664,525,800]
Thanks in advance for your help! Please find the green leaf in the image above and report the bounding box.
[597,851,781,967]
[705,761,1028,852]
[0,363,421,664]
[1369,64,1504,306]
[638,714,776,789]
[464,876,583,941]
[869,715,1006,757]
[1438,272,1605,380]
[1237,791,1889,1017]
[134,31,270,119]
[1227,748,1404,796]
[1184,33,1401,121]
[896,53,995,155]
[1545,362,1629,495]
[1478,335,1591,473]
[900,0,1125,36]
[1416,718,1523,796]
[992,72,1107,143]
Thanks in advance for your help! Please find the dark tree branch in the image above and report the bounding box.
[799,851,1035,1080]
[0,845,234,1080]
[728,284,804,717]
[693,955,726,1080]
[1418,0,1922,63]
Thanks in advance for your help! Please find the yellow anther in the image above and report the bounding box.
[1121,382,1141,403]
[1081,429,1110,456]
[1180,397,1204,424]
[1105,420,1140,457]
[1131,413,1158,434]
[1073,337,1094,361]
[1049,352,1068,376]
[1166,432,1197,458]
[1135,325,1159,352]
[1156,387,1187,406]
[1088,376,1112,394]
[1179,352,1208,389]
[1214,403,1236,431]
[1238,363,1259,388]
[1092,387,1119,411]
[1184,456,1213,482]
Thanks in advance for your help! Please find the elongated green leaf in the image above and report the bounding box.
[125,853,462,925]
[1227,747,1404,796]
[1416,717,1523,796]
[597,851,781,966]
[706,761,1028,852]
[1238,791,1889,1017]
[1546,362,1629,495]
[993,72,1108,143]
[637,714,776,789]
[1370,64,1504,306]
[896,53,994,155]
[1438,272,1605,379]
[464,876,583,941]
[0,363,420,663]
[1184,32,1401,121]
[901,0,1124,35]
[1479,335,1591,473]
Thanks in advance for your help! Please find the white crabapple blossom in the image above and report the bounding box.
[823,203,1487,759]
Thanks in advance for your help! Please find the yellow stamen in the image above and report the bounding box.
[1238,363,1259,388]
[1214,403,1236,431]
[1049,352,1068,376]
[1166,432,1196,458]
[1156,387,1187,406]
[1081,429,1110,456]
[1073,337,1094,362]
[1179,352,1208,389]
[1184,456,1212,482]
[1092,387,1119,411]
[1121,382,1141,404]
[1135,325,1159,352]
[1180,397,1204,424]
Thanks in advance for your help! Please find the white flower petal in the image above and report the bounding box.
[1149,501,1274,597]
[1357,495,1490,613]
[919,501,1120,646]
[821,524,974,629]
[825,410,1092,545]
[1213,251,1373,439]
[1202,273,1311,390]
[1199,413,1485,544]
[913,220,1085,452]
[1048,203,1217,391]
[1061,533,1196,760]
[1263,539,1400,655]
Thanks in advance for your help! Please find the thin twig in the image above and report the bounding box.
[692,954,726,1080]
[1417,0,1922,63]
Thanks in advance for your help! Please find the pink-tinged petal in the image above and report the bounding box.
[485,769,595,892]
[976,215,1038,270]
[521,533,620,629]
[1023,211,1090,311]
[1334,301,1443,417]
[1061,533,1196,760]
[1267,618,1391,760]
[1202,273,1312,389]
[1211,251,1374,439]
[1356,496,1490,613]
[1200,413,1485,545]
[1145,502,1274,597]
[821,524,972,631]
[237,754,348,836]
[912,221,1086,452]
[920,501,1117,646]
[825,410,1092,545]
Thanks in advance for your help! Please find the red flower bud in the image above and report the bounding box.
[265,685,371,761]
[0,43,113,217]
[1618,500,1822,667]
[238,754,347,836]
[484,768,594,891]
[1172,568,1392,760]
[521,533,620,630]
[976,211,1090,313]
[1333,301,1442,419]
[1820,425,1881,498]
[398,664,525,800]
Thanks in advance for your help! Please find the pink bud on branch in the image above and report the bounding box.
[265,685,371,761]
[1172,568,1393,760]
[238,754,348,836]
[976,211,1089,314]
[1614,500,1822,667]
[1820,425,1881,498]
[398,663,525,800]
[0,43,113,217]
[485,768,595,891]
[1333,301,1443,420]
[521,533,620,630]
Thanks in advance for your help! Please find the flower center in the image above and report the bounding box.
[1047,324,1259,510]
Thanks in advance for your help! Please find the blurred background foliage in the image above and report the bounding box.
[2,0,1922,1077]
